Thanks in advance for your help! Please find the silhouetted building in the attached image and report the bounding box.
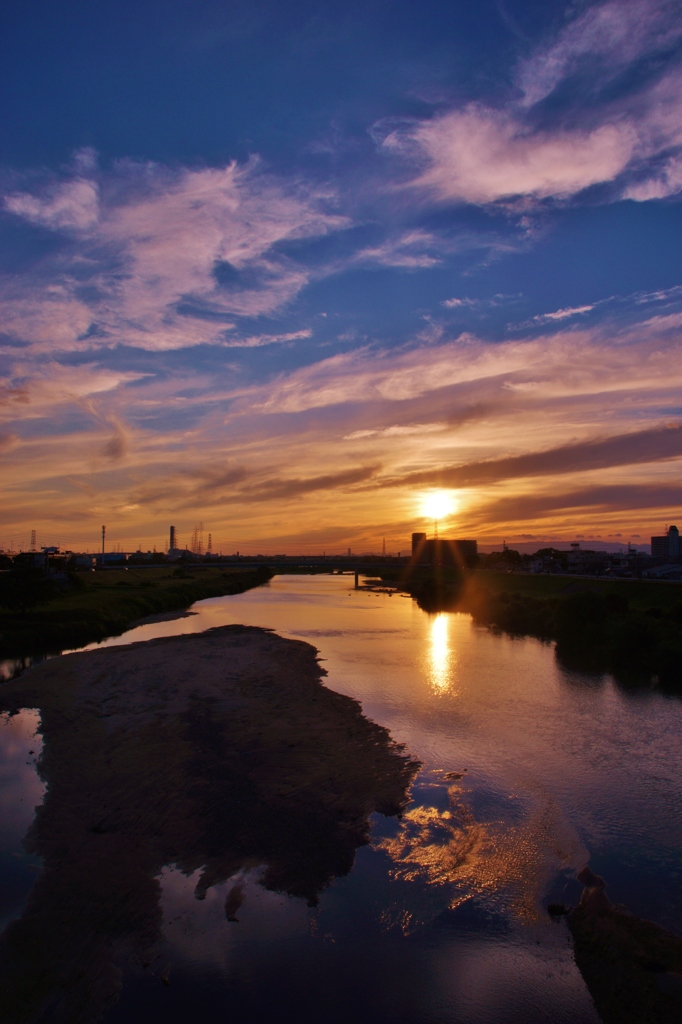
[651,525,680,559]
[74,554,96,569]
[411,536,477,568]
[169,525,177,552]
[101,552,127,565]
[412,532,427,557]
[651,536,667,558]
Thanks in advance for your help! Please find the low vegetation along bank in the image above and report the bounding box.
[380,567,682,686]
[0,565,273,658]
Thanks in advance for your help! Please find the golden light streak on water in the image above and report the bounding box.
[428,613,457,693]
[374,781,587,934]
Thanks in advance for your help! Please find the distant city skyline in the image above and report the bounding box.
[2,1,682,551]
[0,523,666,557]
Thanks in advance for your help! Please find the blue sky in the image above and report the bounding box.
[1,0,682,553]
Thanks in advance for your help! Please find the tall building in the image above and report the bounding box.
[651,525,680,559]
[411,533,477,567]
[169,525,177,552]
[412,532,427,557]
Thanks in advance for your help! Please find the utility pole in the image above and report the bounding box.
[102,525,106,557]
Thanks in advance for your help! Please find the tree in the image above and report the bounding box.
[0,565,54,613]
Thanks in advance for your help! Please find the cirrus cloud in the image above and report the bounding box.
[4,178,100,232]
[517,0,682,108]
[385,107,636,204]
[381,2,682,207]
[1,159,346,353]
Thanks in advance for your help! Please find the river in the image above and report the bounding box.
[2,573,682,1023]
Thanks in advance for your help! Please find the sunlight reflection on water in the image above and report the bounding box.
[427,612,457,693]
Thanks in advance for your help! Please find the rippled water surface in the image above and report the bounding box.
[2,574,682,1023]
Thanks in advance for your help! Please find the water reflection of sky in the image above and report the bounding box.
[3,575,682,1023]
[0,710,44,933]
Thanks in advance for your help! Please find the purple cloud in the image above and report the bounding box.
[2,159,346,353]
[380,2,682,207]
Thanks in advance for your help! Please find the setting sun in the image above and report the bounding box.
[419,491,458,522]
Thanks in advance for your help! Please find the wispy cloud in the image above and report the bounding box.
[3,312,682,548]
[442,297,479,309]
[352,230,442,268]
[378,423,682,489]
[239,464,381,502]
[442,294,518,311]
[1,159,346,353]
[385,107,636,204]
[3,4,682,552]
[516,0,682,108]
[0,432,19,453]
[522,304,595,327]
[344,423,444,441]
[380,2,682,207]
[0,362,147,425]
[4,177,99,232]
[223,329,312,348]
[622,152,682,200]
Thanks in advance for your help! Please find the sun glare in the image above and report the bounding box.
[419,490,457,522]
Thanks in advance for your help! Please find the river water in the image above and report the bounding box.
[2,573,682,1023]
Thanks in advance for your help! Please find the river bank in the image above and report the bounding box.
[568,866,682,1024]
[377,567,682,685]
[0,624,418,1023]
[0,565,273,659]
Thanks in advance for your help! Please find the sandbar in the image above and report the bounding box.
[0,625,418,1023]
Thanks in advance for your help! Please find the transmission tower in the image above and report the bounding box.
[190,522,205,555]
[30,529,36,552]
[207,533,212,553]
[382,537,386,556]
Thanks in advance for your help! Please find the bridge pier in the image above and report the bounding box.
[354,570,359,589]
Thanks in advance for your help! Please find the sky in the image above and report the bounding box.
[1,0,682,554]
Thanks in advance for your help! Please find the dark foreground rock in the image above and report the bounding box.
[569,865,682,1024]
[0,626,418,1024]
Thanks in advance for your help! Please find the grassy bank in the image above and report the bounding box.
[0,565,273,658]
[378,566,682,686]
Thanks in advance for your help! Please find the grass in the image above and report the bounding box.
[0,565,273,658]
[474,570,682,612]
